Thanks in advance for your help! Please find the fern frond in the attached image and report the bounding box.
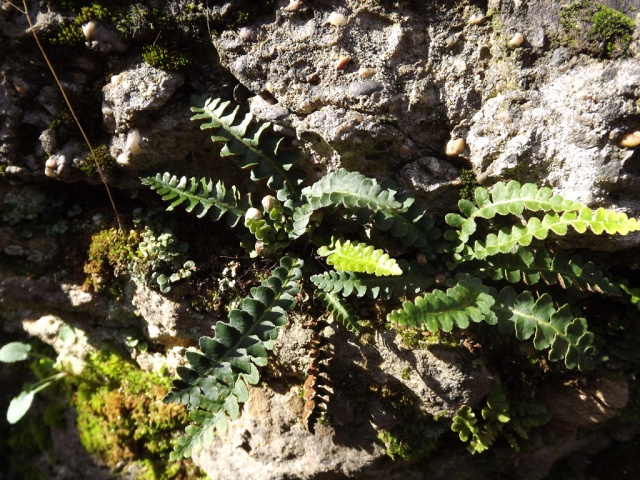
[294,169,441,251]
[387,274,497,332]
[317,237,402,276]
[164,254,303,458]
[310,260,434,299]
[455,207,640,262]
[316,290,362,333]
[445,181,583,248]
[142,173,250,228]
[471,248,621,295]
[451,406,496,454]
[492,287,595,370]
[191,97,306,200]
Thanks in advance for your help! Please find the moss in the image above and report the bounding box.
[83,227,141,292]
[459,168,480,201]
[142,44,190,71]
[77,144,118,176]
[52,2,114,45]
[560,1,634,57]
[72,351,205,480]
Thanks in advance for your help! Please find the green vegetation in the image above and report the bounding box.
[560,1,634,57]
[52,2,113,45]
[73,351,204,479]
[141,97,640,460]
[142,45,190,71]
[83,227,140,292]
[452,385,550,454]
[77,144,118,176]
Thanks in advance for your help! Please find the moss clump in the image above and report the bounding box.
[52,3,114,45]
[73,352,204,480]
[459,168,480,201]
[83,227,141,292]
[77,144,118,176]
[142,45,190,71]
[560,1,634,57]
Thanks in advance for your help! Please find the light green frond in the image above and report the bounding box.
[317,237,402,276]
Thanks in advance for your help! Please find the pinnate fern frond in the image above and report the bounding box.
[142,173,250,228]
[387,274,497,332]
[471,248,621,295]
[191,97,305,200]
[492,287,595,370]
[310,260,434,299]
[292,169,441,251]
[445,181,583,248]
[317,237,402,276]
[316,290,362,333]
[164,254,303,459]
[451,406,496,454]
[453,207,640,263]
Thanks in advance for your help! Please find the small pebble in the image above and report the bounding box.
[282,0,301,12]
[127,129,143,156]
[620,131,640,148]
[445,138,466,157]
[347,80,382,97]
[358,67,376,78]
[468,13,485,26]
[336,56,351,70]
[326,12,348,27]
[82,21,97,40]
[508,32,524,49]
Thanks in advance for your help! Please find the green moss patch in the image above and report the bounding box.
[560,1,635,57]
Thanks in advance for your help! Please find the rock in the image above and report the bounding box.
[82,21,128,54]
[102,64,184,132]
[539,378,629,429]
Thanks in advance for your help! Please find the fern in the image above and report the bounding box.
[317,237,403,276]
[446,181,640,263]
[452,386,550,454]
[492,287,595,370]
[445,181,584,248]
[387,274,497,332]
[191,97,306,200]
[451,406,496,454]
[164,254,303,459]
[469,248,621,295]
[293,169,441,251]
[310,260,434,299]
[316,290,362,333]
[141,173,250,228]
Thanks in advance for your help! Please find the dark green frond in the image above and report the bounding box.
[141,173,250,228]
[469,248,621,295]
[164,254,303,458]
[316,290,362,334]
[492,287,595,370]
[191,97,306,200]
[310,261,434,299]
[387,274,496,332]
